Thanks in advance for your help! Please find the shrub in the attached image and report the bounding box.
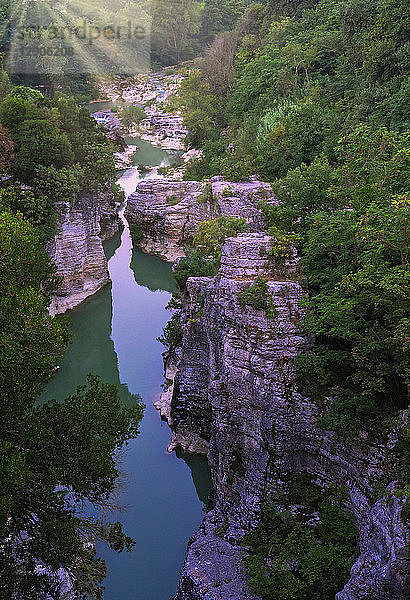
[238,277,278,320]
[0,186,55,241]
[14,119,74,182]
[242,486,357,600]
[193,216,248,259]
[174,250,219,289]
[118,105,146,129]
[158,312,183,349]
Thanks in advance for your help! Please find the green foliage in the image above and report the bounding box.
[174,250,219,290]
[166,194,182,206]
[75,141,115,190]
[238,277,278,319]
[288,473,323,506]
[0,70,11,101]
[0,96,41,135]
[1,376,143,599]
[197,181,214,205]
[176,0,409,183]
[174,216,248,290]
[172,0,410,444]
[0,89,114,195]
[0,123,13,173]
[264,155,337,244]
[176,70,219,148]
[158,312,183,349]
[243,486,357,600]
[14,119,74,182]
[0,209,144,597]
[112,182,125,205]
[151,0,201,66]
[256,101,337,180]
[0,186,55,241]
[267,226,295,267]
[294,126,409,436]
[8,86,44,103]
[118,105,146,129]
[0,209,68,424]
[33,165,80,204]
[193,216,248,259]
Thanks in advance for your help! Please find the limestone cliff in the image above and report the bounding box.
[98,71,188,151]
[125,176,275,260]
[47,188,120,315]
[159,233,407,600]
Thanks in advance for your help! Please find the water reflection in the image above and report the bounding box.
[41,138,211,600]
[130,248,177,294]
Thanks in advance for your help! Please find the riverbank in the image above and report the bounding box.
[42,133,212,600]
[49,69,189,316]
[97,71,188,151]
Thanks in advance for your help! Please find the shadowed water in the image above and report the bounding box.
[41,140,211,599]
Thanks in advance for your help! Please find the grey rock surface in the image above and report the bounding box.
[163,234,408,600]
[47,188,120,315]
[125,177,276,261]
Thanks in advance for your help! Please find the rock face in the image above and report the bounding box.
[47,188,120,315]
[125,177,275,260]
[98,71,188,151]
[161,234,408,600]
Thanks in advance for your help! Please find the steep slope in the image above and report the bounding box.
[159,233,407,600]
[47,188,120,315]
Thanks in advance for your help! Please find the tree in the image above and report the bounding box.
[0,96,41,136]
[0,185,55,241]
[0,69,11,101]
[8,85,44,103]
[151,0,201,65]
[295,126,409,435]
[0,210,144,599]
[176,70,219,147]
[0,123,13,173]
[13,120,74,182]
[118,105,146,129]
[193,215,248,258]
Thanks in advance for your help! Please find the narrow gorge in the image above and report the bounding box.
[127,172,408,600]
[1,2,407,599]
[58,70,407,600]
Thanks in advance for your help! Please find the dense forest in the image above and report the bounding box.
[0,0,408,598]
[175,0,409,436]
[170,2,409,596]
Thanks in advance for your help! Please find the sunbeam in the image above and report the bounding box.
[5,0,151,76]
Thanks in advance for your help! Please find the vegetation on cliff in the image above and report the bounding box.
[175,0,409,437]
[0,80,144,598]
[171,0,408,595]
[243,479,357,600]
[173,216,248,289]
[0,77,117,240]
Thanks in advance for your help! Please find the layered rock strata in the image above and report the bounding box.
[98,71,188,150]
[48,188,120,315]
[160,233,407,600]
[125,177,275,260]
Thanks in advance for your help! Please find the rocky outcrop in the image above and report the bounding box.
[125,177,275,260]
[161,233,408,600]
[48,188,120,315]
[98,71,188,151]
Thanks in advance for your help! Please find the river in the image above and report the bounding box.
[41,138,211,600]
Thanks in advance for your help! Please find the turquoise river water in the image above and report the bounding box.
[42,139,211,600]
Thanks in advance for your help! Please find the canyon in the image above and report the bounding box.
[127,172,407,599]
[159,230,408,600]
[47,71,408,600]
